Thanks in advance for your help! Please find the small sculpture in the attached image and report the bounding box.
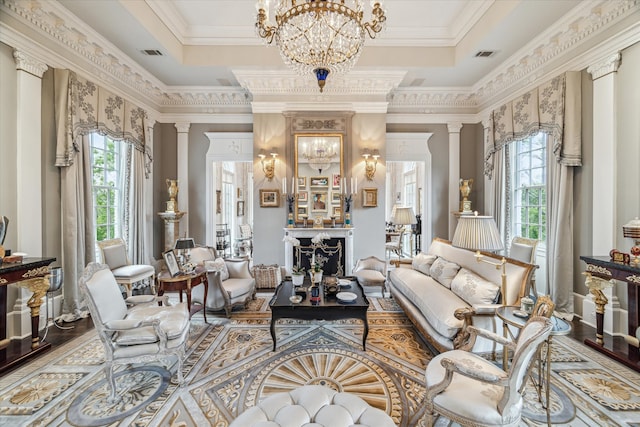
[166,179,179,212]
[459,179,473,213]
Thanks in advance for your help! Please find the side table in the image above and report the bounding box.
[496,306,572,426]
[157,267,208,322]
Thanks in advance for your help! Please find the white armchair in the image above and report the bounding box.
[189,246,256,317]
[97,237,155,297]
[78,263,189,402]
[353,256,387,295]
[425,316,552,426]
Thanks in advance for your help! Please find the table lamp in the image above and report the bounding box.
[174,237,195,265]
[451,212,508,305]
[392,207,417,230]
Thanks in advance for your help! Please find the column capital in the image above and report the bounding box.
[447,122,463,134]
[587,53,621,80]
[175,122,191,133]
[13,49,48,78]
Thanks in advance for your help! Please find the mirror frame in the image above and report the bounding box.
[294,133,344,225]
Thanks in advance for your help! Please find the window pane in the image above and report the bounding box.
[518,152,530,169]
[518,170,530,187]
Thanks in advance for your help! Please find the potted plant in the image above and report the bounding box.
[291,265,305,286]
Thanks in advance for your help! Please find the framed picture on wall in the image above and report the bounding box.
[311,191,328,212]
[237,200,245,216]
[259,189,280,207]
[331,192,341,203]
[298,206,307,216]
[332,173,341,189]
[297,176,306,188]
[237,187,243,199]
[299,191,308,202]
[310,176,329,187]
[216,190,222,213]
[362,188,378,207]
[332,206,341,218]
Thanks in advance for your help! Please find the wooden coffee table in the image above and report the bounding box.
[269,277,369,351]
[157,266,208,322]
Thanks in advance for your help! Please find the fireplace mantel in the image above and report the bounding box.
[284,228,355,276]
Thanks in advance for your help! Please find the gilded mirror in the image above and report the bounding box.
[294,134,343,224]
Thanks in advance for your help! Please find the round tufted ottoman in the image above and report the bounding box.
[229,385,396,427]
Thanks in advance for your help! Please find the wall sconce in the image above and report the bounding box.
[258,149,278,181]
[363,149,380,181]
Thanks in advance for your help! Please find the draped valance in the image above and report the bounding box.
[54,69,152,175]
[484,71,582,178]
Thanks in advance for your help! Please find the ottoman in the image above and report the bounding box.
[229,385,396,427]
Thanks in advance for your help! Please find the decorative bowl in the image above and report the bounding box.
[289,295,303,304]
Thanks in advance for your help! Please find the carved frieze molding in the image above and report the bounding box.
[586,264,613,277]
[627,275,640,284]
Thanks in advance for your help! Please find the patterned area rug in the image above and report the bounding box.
[0,294,639,426]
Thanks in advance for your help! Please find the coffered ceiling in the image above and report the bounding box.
[2,0,638,116]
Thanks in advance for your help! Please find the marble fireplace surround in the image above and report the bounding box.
[284,228,355,276]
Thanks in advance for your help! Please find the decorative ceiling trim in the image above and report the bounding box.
[233,70,407,97]
[472,0,639,110]
[0,0,638,117]
[251,101,389,114]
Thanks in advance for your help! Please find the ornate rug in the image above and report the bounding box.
[0,294,639,426]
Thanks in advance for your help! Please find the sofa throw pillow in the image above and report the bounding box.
[429,257,460,288]
[412,253,437,276]
[205,258,229,281]
[450,268,500,305]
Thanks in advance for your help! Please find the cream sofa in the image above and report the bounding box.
[388,238,535,354]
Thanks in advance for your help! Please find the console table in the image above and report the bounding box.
[0,257,56,373]
[580,255,640,372]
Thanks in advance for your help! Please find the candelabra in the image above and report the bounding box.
[338,177,357,228]
[282,176,299,228]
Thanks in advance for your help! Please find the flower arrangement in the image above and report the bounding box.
[310,232,330,272]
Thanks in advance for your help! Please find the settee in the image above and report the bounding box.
[388,238,535,354]
[188,246,256,317]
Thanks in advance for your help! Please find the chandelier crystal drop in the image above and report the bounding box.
[256,0,387,92]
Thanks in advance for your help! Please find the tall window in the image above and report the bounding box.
[510,132,548,292]
[90,134,124,243]
[511,133,547,241]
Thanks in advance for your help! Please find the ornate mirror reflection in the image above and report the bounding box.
[294,134,343,224]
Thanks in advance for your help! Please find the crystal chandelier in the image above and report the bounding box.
[303,138,338,173]
[255,0,387,92]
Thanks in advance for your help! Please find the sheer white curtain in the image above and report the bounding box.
[54,69,152,318]
[484,72,582,316]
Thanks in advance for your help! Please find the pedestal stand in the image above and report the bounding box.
[158,211,186,251]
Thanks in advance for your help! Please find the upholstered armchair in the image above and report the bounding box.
[353,256,387,295]
[97,237,155,297]
[189,246,256,317]
[78,263,189,403]
[425,316,552,426]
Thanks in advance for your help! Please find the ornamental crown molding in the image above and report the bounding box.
[232,70,407,97]
[1,0,638,116]
[472,0,639,110]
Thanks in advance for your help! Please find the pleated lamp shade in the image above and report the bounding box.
[452,214,504,252]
